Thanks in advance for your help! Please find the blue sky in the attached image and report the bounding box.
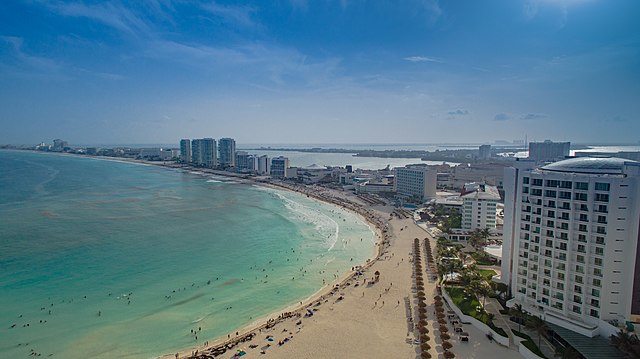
[0,0,639,145]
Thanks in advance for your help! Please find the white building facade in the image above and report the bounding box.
[394,165,437,202]
[191,138,217,168]
[270,156,289,179]
[501,157,640,337]
[180,139,191,163]
[461,183,501,230]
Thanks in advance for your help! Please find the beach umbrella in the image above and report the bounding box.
[440,333,451,340]
[421,352,432,359]
[421,343,431,351]
[443,350,455,358]
[420,334,431,343]
[418,319,428,328]
[442,341,453,350]
[438,318,446,325]
[439,325,449,333]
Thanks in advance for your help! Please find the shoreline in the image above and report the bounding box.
[3,150,391,358]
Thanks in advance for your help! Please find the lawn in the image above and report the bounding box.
[446,286,508,338]
[478,269,497,281]
[513,330,547,358]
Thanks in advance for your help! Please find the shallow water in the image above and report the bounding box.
[0,151,375,358]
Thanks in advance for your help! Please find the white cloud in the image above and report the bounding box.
[200,2,258,28]
[404,56,444,63]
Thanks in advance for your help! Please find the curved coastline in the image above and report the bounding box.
[159,169,390,359]
[2,150,389,359]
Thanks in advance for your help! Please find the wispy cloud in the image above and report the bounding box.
[494,113,510,121]
[200,2,258,28]
[520,113,547,120]
[448,109,469,116]
[404,56,444,63]
[43,1,151,36]
[0,35,64,75]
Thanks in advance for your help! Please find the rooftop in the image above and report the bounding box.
[541,156,638,175]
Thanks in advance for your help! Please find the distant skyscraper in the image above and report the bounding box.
[218,138,236,168]
[271,156,289,178]
[528,140,570,163]
[180,139,191,163]
[478,144,491,160]
[501,157,640,337]
[257,155,270,175]
[191,138,217,168]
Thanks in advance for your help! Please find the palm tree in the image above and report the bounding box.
[526,315,548,349]
[610,329,640,358]
[508,303,526,332]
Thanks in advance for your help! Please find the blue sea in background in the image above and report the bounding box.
[0,150,375,358]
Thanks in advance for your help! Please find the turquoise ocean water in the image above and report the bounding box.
[0,151,375,358]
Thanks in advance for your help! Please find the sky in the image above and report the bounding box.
[0,0,639,146]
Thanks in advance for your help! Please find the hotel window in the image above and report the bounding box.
[523,186,529,194]
[595,236,605,245]
[575,182,589,190]
[591,299,600,308]
[561,202,570,209]
[560,181,572,189]
[595,193,609,202]
[579,213,588,222]
[576,255,585,263]
[579,224,587,232]
[595,182,610,191]
[532,178,542,186]
[574,275,582,283]
[597,204,608,213]
[574,193,588,201]
[590,309,599,317]
[545,190,557,197]
[577,245,586,253]
[577,234,586,242]
[593,268,603,277]
[593,278,601,287]
[547,220,554,226]
[546,180,559,187]
[575,265,584,274]
[572,306,581,314]
[559,191,571,199]
[523,177,530,184]
[560,212,570,220]
[595,247,604,255]
[594,258,603,266]
[597,215,607,224]
[591,288,600,297]
[596,226,606,234]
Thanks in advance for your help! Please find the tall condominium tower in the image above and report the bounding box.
[270,156,289,178]
[191,138,217,168]
[179,139,191,163]
[501,157,640,337]
[218,138,236,169]
[257,155,270,175]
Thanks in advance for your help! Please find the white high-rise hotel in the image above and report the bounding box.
[502,157,640,337]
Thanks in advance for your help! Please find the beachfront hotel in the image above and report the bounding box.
[460,183,501,231]
[501,156,640,337]
[393,165,437,202]
[218,138,236,169]
[191,138,218,168]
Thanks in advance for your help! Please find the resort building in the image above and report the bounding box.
[191,138,217,168]
[270,156,289,179]
[460,183,501,230]
[235,151,256,173]
[52,139,68,152]
[180,139,191,163]
[257,155,270,175]
[528,140,570,163]
[218,138,236,169]
[394,165,437,202]
[501,156,640,338]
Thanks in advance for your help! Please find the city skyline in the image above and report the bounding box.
[1,1,639,145]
